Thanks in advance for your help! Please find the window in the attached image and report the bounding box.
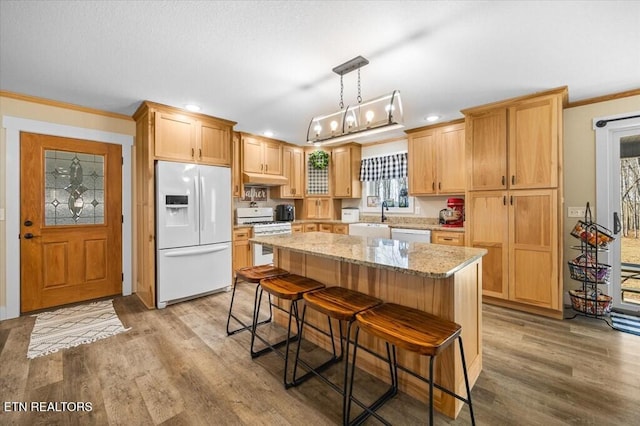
[360,152,413,213]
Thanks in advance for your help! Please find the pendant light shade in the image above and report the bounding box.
[306,56,404,145]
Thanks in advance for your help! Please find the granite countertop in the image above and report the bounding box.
[250,232,485,279]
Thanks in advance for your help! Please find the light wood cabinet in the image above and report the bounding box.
[464,90,562,191]
[291,223,304,233]
[319,223,333,233]
[467,189,560,312]
[199,118,232,165]
[303,223,318,232]
[132,101,236,309]
[303,198,335,220]
[154,109,232,166]
[232,132,242,197]
[407,121,465,195]
[464,88,565,318]
[242,134,282,175]
[232,228,252,273]
[272,145,304,199]
[332,224,349,235]
[431,230,464,246]
[332,144,361,198]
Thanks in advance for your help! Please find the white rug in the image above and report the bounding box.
[27,299,130,359]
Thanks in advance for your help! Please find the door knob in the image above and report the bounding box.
[24,220,33,226]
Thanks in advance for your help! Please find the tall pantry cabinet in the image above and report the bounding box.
[133,101,236,308]
[464,87,567,318]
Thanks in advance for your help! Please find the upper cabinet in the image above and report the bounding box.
[332,144,361,198]
[232,132,242,197]
[242,134,282,175]
[199,118,232,165]
[407,121,465,195]
[464,89,564,191]
[150,104,234,166]
[272,144,304,199]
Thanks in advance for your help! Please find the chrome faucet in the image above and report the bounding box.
[381,201,389,222]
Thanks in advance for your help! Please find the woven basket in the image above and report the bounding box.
[569,289,612,315]
[568,254,611,284]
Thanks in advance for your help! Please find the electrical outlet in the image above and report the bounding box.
[568,207,586,218]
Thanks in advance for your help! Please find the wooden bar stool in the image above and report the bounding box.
[250,274,325,387]
[346,303,475,426]
[290,286,382,423]
[226,265,289,336]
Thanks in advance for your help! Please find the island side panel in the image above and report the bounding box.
[274,248,482,419]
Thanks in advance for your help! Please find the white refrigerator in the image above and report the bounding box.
[156,161,232,308]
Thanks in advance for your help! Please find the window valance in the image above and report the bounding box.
[359,152,408,182]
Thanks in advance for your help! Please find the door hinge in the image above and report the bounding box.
[122,215,124,223]
[121,273,124,281]
[122,157,124,165]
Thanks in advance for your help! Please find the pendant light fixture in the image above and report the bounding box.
[306,56,404,145]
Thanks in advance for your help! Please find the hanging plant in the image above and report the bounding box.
[309,150,329,170]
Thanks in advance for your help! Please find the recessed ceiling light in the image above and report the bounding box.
[185,104,201,112]
[425,115,440,122]
[263,130,274,138]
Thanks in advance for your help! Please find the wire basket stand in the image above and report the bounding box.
[565,202,615,326]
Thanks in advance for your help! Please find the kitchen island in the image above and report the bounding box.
[250,232,486,419]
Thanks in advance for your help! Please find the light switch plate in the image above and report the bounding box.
[568,207,586,218]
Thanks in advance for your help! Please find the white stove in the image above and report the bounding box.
[236,207,292,265]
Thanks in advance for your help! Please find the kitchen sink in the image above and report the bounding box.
[348,223,391,238]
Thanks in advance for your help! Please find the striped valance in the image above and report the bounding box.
[359,152,408,182]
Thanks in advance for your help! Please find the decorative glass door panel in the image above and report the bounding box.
[44,150,105,225]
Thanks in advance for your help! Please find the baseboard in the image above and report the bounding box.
[482,296,564,319]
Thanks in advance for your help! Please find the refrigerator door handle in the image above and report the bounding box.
[200,175,205,232]
[162,245,230,257]
[193,176,200,233]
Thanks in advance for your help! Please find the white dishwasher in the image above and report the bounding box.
[391,228,431,243]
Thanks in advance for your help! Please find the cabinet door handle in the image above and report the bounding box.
[443,237,453,241]
[235,185,238,192]
[265,164,268,172]
[511,175,515,185]
[191,148,195,158]
[438,182,441,190]
[510,196,513,205]
[501,176,506,186]
[432,182,435,190]
[261,164,264,171]
[503,196,506,205]
[199,148,202,159]
[347,187,350,194]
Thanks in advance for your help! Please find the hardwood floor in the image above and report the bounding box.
[1,284,639,425]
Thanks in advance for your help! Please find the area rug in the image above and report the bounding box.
[27,299,130,359]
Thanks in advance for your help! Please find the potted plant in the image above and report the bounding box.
[309,150,329,170]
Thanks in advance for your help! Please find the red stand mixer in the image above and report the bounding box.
[438,198,464,228]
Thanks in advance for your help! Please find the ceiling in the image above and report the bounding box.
[1,1,639,145]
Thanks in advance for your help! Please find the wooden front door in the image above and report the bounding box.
[20,132,122,313]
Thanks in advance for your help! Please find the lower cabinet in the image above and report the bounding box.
[291,224,303,233]
[332,224,349,235]
[304,198,334,219]
[303,223,318,232]
[431,230,464,246]
[467,189,560,314]
[319,223,333,233]
[232,228,252,274]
